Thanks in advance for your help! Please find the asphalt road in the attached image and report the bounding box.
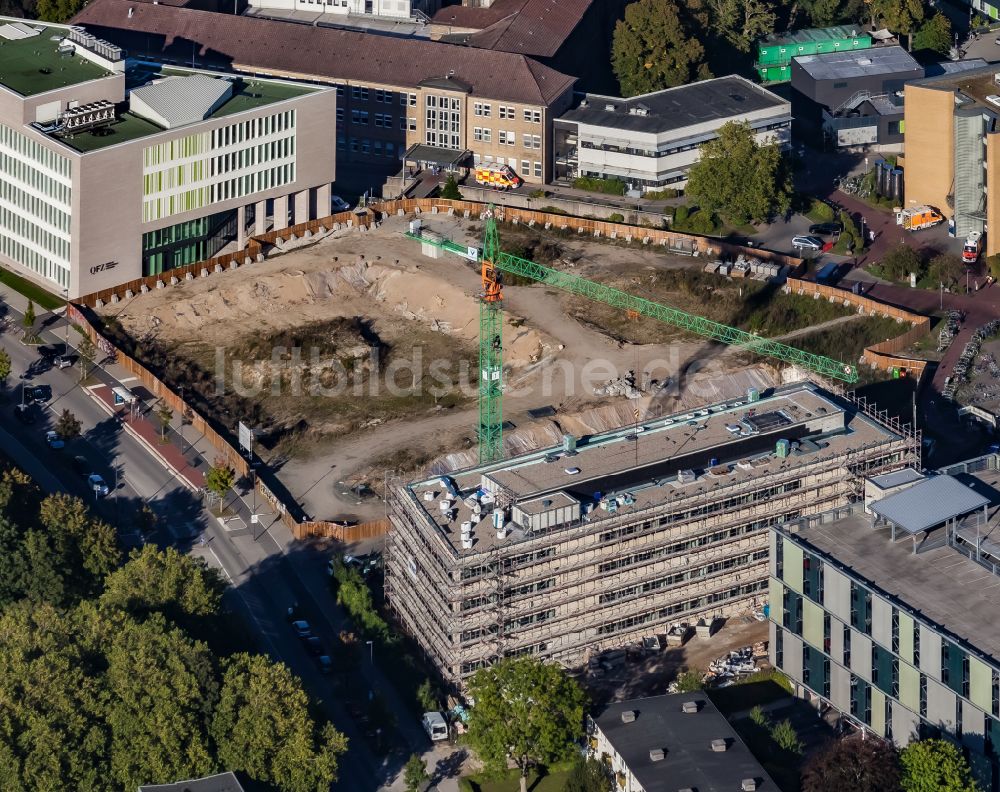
[0,297,432,790]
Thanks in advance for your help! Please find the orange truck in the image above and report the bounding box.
[474,163,523,190]
[895,206,943,231]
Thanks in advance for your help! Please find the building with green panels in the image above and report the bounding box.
[0,17,335,299]
[769,455,1000,790]
[756,25,872,84]
[966,0,1000,22]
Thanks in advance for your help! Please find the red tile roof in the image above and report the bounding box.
[432,0,593,58]
[72,0,576,105]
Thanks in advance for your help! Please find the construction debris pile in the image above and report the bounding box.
[701,642,769,688]
[593,370,643,399]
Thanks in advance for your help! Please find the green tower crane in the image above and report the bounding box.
[406,207,858,464]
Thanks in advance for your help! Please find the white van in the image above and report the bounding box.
[422,711,448,742]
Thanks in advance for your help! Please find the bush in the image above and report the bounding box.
[749,705,769,727]
[806,199,836,223]
[674,669,705,692]
[927,253,966,290]
[879,244,925,282]
[643,187,679,200]
[440,175,462,200]
[674,205,689,224]
[770,719,804,754]
[607,212,625,223]
[573,176,627,196]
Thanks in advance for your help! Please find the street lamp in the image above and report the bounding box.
[366,639,374,663]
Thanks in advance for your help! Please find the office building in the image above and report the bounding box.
[74,0,576,188]
[769,454,1000,789]
[755,25,872,84]
[553,76,791,193]
[904,64,1000,251]
[387,381,918,687]
[0,18,335,298]
[590,693,776,792]
[791,46,920,150]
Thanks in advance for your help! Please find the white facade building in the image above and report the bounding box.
[554,76,791,193]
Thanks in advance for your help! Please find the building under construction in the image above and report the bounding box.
[386,381,918,687]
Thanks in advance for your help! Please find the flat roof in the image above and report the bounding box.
[408,382,904,555]
[559,76,789,136]
[594,693,776,792]
[761,25,869,47]
[786,465,1000,660]
[139,772,244,792]
[869,468,925,490]
[51,64,315,153]
[794,45,920,80]
[870,475,989,535]
[0,22,113,96]
[908,63,1000,112]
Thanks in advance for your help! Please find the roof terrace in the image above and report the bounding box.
[0,22,114,97]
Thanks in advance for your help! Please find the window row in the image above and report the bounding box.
[0,124,71,178]
[0,236,68,288]
[0,152,71,206]
[338,137,400,158]
[143,164,294,221]
[0,178,70,233]
[0,204,70,262]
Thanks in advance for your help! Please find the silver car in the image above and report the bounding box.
[791,235,824,250]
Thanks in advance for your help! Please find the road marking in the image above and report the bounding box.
[118,376,138,384]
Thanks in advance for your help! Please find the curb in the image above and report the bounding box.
[83,385,200,493]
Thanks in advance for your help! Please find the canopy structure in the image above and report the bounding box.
[870,475,989,538]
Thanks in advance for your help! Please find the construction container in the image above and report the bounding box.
[747,388,760,402]
[776,439,790,458]
[756,25,872,83]
[562,434,577,454]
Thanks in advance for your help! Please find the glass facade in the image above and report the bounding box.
[141,208,246,276]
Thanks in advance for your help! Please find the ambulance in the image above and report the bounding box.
[474,163,523,190]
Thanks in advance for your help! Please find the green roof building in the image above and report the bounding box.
[756,25,872,84]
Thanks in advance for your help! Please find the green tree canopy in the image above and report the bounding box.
[801,0,863,27]
[0,348,10,383]
[440,175,462,200]
[702,0,776,52]
[685,121,792,224]
[900,738,979,792]
[35,0,85,21]
[466,657,587,792]
[211,653,347,792]
[914,13,953,54]
[927,253,966,291]
[869,0,925,45]
[38,493,121,597]
[802,737,900,792]
[564,756,613,792]
[205,460,236,501]
[403,753,430,792]
[879,244,924,282]
[612,0,709,97]
[55,409,82,440]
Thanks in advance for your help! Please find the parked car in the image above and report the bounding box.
[88,473,110,497]
[331,195,350,212]
[422,711,449,742]
[305,636,324,656]
[27,384,52,403]
[808,222,843,236]
[791,235,824,250]
[72,455,89,475]
[13,404,36,425]
[54,354,75,369]
[291,620,312,638]
[317,655,334,675]
[45,431,64,449]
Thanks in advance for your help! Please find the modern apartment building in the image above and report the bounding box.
[0,18,335,298]
[74,0,576,188]
[387,382,917,687]
[552,77,790,193]
[769,454,1000,790]
[904,64,1000,252]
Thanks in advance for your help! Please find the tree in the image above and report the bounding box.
[440,175,462,200]
[76,335,96,382]
[416,678,441,713]
[611,0,709,97]
[900,738,979,792]
[879,244,924,282]
[802,737,901,792]
[685,121,792,224]
[928,253,966,291]
[673,669,705,692]
[55,409,82,440]
[39,494,121,590]
[704,0,776,52]
[869,0,925,49]
[35,0,86,22]
[0,348,10,384]
[211,653,347,792]
[205,459,236,502]
[914,13,952,54]
[403,753,429,792]
[466,657,587,792]
[155,403,173,442]
[564,756,612,792]
[21,300,34,334]
[100,545,225,626]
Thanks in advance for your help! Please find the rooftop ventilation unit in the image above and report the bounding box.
[681,701,699,714]
[620,710,636,724]
[67,27,123,62]
[857,57,872,66]
[60,100,116,134]
[604,103,616,111]
[742,780,758,792]
[649,748,665,762]
[710,738,728,752]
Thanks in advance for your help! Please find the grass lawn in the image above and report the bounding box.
[460,768,573,792]
[732,718,802,792]
[0,266,65,312]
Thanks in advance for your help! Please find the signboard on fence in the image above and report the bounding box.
[238,421,252,455]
